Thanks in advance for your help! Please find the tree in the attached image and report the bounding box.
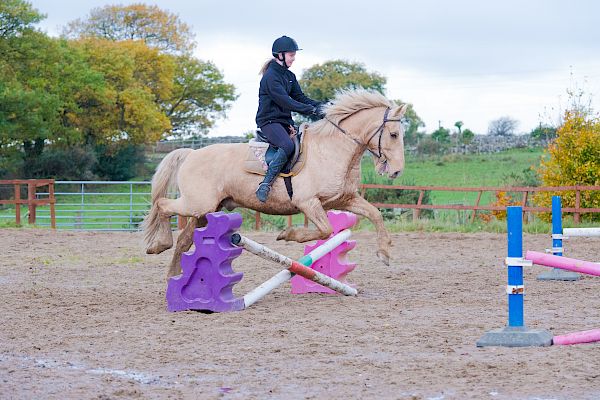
[454,121,463,134]
[530,124,557,141]
[64,4,237,136]
[165,55,237,135]
[62,3,194,54]
[461,128,475,144]
[488,116,519,136]
[73,38,174,144]
[392,100,424,146]
[0,30,107,174]
[299,60,386,101]
[0,0,44,38]
[534,109,600,221]
[431,126,450,143]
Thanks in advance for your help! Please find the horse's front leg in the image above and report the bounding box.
[341,195,392,265]
[277,198,332,243]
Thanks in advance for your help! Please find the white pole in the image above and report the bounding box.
[231,231,357,308]
[563,227,600,237]
[243,270,292,308]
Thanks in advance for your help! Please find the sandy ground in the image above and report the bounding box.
[1,227,600,400]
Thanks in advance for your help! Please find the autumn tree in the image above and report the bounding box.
[62,3,194,54]
[534,109,600,221]
[299,60,386,101]
[64,4,237,136]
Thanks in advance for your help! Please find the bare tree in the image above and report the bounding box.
[488,116,519,136]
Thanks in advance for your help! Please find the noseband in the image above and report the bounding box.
[325,107,404,159]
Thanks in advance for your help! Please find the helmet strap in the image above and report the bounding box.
[277,52,289,69]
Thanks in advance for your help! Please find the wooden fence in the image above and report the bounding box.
[2,180,599,230]
[252,184,600,229]
[0,179,56,228]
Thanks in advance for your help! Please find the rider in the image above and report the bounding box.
[255,35,325,203]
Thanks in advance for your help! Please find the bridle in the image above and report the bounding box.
[325,107,404,159]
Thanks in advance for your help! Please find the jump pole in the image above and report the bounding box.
[232,230,357,307]
[563,228,600,237]
[553,328,600,345]
[537,196,580,281]
[525,251,600,276]
[477,206,553,347]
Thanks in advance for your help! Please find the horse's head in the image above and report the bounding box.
[317,89,408,179]
[370,104,408,179]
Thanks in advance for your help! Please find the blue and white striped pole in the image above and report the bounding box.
[477,205,552,346]
[537,195,580,281]
[507,206,525,327]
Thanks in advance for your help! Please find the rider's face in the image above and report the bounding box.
[282,51,296,67]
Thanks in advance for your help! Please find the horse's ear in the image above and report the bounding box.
[390,104,408,118]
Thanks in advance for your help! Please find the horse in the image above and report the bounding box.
[143,89,408,278]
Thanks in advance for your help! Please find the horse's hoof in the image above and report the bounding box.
[146,241,172,255]
[276,228,291,241]
[376,250,390,266]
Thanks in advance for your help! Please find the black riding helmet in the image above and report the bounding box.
[272,35,301,56]
[272,36,301,69]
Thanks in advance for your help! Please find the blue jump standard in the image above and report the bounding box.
[537,195,580,281]
[476,206,552,347]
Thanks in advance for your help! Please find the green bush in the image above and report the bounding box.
[22,145,97,180]
[94,143,146,181]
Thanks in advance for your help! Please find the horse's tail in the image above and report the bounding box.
[142,148,193,249]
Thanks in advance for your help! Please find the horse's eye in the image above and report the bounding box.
[390,132,399,139]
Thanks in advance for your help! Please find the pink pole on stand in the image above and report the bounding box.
[553,329,600,345]
[525,251,600,277]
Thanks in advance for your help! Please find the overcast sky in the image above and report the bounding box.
[29,0,600,136]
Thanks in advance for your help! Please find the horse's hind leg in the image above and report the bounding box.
[146,197,191,254]
[277,198,333,242]
[166,216,207,279]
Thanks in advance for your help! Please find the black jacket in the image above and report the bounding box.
[256,60,321,128]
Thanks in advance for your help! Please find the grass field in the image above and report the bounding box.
[361,147,545,205]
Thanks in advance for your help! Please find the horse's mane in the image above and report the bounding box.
[309,89,396,136]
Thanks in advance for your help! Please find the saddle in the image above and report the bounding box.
[244,123,308,177]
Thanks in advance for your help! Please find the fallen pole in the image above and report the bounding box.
[553,328,600,345]
[525,250,600,277]
[231,231,358,303]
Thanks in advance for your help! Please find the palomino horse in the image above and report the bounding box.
[143,89,408,277]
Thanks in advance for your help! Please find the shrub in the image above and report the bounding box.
[22,146,97,180]
[533,110,600,222]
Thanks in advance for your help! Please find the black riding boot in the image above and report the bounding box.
[256,148,288,202]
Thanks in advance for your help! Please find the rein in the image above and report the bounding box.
[325,107,404,159]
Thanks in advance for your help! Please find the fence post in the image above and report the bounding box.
[521,191,529,223]
[471,190,483,223]
[14,183,21,225]
[574,188,581,224]
[49,181,56,229]
[27,182,36,225]
[255,211,261,230]
[413,190,424,222]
